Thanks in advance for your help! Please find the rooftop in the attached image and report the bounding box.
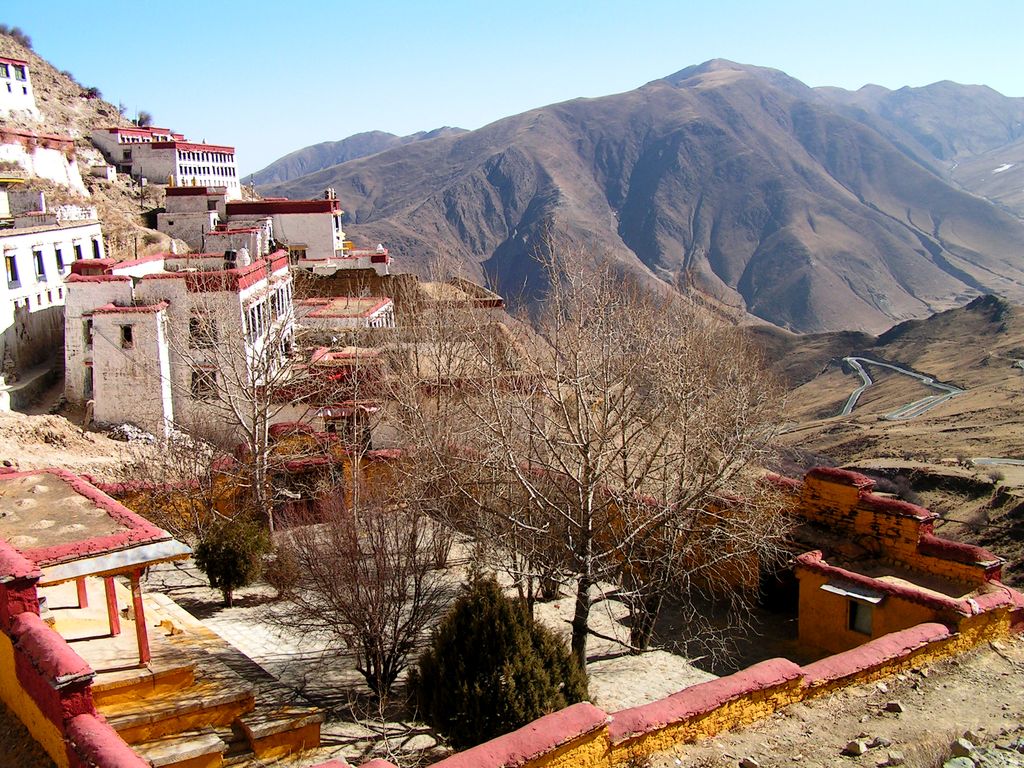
[297,296,392,319]
[0,468,189,584]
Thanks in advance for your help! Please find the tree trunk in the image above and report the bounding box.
[223,587,233,608]
[570,576,591,670]
[629,591,662,652]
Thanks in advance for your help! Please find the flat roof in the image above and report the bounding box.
[298,296,392,318]
[0,469,189,583]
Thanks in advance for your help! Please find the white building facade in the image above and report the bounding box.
[64,250,294,437]
[90,128,241,198]
[1,181,105,374]
[0,56,38,118]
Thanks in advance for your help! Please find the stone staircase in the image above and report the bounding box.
[48,577,321,768]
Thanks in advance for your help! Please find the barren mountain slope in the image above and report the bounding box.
[245,127,467,186]
[263,60,1024,333]
[759,295,1024,463]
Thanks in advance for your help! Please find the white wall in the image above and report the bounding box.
[0,59,38,118]
[91,308,173,435]
[0,142,87,195]
[2,220,104,372]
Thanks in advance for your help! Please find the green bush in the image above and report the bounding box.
[194,519,270,607]
[412,574,588,749]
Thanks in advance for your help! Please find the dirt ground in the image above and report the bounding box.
[652,636,1024,768]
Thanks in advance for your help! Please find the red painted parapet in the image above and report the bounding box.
[66,714,149,768]
[801,622,951,691]
[431,702,609,768]
[609,658,802,744]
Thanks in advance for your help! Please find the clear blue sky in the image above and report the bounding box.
[6,1,1023,174]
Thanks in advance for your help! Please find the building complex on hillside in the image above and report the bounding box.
[1,175,104,385]
[90,127,241,198]
[64,250,293,436]
[0,55,38,118]
[157,185,392,275]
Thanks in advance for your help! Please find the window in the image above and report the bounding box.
[0,63,8,78]
[84,319,93,347]
[55,248,65,272]
[92,239,102,259]
[4,254,18,286]
[13,65,26,81]
[848,601,873,635]
[190,370,216,399]
[120,325,133,349]
[189,316,217,348]
[74,243,83,261]
[33,250,45,279]
[122,149,131,161]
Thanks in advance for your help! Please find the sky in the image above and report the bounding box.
[6,1,1024,175]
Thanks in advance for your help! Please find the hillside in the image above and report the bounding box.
[760,295,1024,461]
[245,127,466,186]
[0,33,178,259]
[260,61,1024,333]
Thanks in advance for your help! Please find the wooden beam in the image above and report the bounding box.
[104,576,120,637]
[76,577,88,608]
[130,570,150,666]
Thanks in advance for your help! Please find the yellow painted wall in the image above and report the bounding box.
[523,728,611,768]
[795,567,940,655]
[609,677,804,764]
[0,630,70,768]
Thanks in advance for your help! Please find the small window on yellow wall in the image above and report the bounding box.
[848,601,873,635]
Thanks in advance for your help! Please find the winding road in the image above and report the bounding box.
[839,357,964,420]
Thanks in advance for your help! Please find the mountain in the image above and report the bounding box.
[261,60,1024,334]
[756,294,1024,460]
[245,127,466,186]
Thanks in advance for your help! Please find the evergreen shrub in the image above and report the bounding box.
[412,573,588,749]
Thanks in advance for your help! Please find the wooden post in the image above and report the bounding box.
[76,577,88,608]
[104,577,120,637]
[130,570,150,666]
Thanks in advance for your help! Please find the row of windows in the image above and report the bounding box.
[0,63,27,80]
[177,150,233,163]
[4,239,103,288]
[178,165,236,178]
[5,83,29,96]
[12,287,63,311]
[244,282,293,344]
[118,134,171,144]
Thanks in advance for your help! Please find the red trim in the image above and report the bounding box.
[152,141,234,153]
[165,186,226,197]
[226,199,340,216]
[806,466,875,489]
[110,253,165,271]
[91,301,169,315]
[65,274,131,283]
[0,56,29,66]
[0,469,170,567]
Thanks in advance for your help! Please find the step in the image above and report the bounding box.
[133,729,228,768]
[91,657,197,707]
[238,706,324,761]
[100,676,255,745]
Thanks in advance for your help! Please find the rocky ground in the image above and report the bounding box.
[653,637,1024,768]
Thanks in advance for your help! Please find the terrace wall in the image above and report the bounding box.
[0,541,146,768]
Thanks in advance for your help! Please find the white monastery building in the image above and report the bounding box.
[90,127,241,198]
[1,175,104,378]
[0,56,39,118]
[64,250,294,437]
[156,186,391,276]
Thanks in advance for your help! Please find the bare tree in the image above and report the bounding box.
[385,241,788,670]
[272,468,456,699]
